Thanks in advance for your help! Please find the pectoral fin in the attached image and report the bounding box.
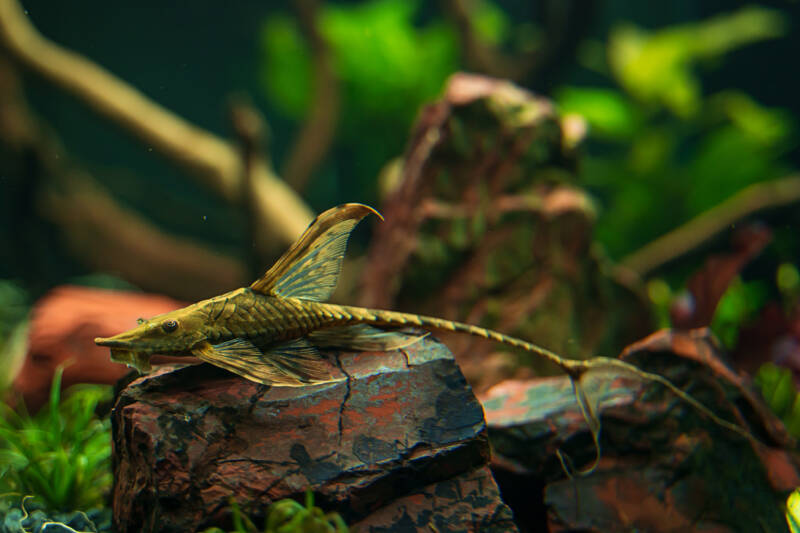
[193,338,287,385]
[250,203,381,302]
[262,338,336,385]
[309,324,427,352]
[193,337,336,387]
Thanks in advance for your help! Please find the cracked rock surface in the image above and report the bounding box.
[111,335,517,532]
[480,329,795,532]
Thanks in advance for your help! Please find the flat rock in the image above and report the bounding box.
[350,465,516,532]
[112,335,518,532]
[359,72,653,393]
[480,329,795,532]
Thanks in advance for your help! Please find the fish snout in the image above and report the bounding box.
[94,332,141,349]
[94,336,126,348]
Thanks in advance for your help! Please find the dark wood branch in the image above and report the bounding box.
[441,0,529,80]
[441,0,597,89]
[0,52,247,300]
[0,0,313,255]
[283,0,341,193]
[229,98,271,278]
[40,176,248,300]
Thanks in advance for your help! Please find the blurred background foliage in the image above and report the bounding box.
[557,5,793,258]
[261,0,459,203]
[0,0,798,524]
[0,0,798,376]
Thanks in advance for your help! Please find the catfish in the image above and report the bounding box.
[96,203,753,447]
[96,203,593,385]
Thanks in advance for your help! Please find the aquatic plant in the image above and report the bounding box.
[0,368,112,512]
[755,362,800,439]
[557,6,791,262]
[788,488,800,533]
[202,491,348,533]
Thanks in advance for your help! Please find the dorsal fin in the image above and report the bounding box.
[250,203,382,301]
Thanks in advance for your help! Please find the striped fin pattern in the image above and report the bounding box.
[193,337,335,386]
[250,203,381,302]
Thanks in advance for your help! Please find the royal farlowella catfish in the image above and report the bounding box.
[96,203,588,385]
[96,203,753,447]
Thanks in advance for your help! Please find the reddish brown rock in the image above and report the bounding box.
[13,285,183,410]
[359,73,653,393]
[350,465,517,532]
[480,328,796,532]
[112,336,518,532]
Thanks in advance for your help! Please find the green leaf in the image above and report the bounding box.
[711,278,769,349]
[259,15,313,117]
[778,263,800,295]
[608,7,785,116]
[755,363,795,417]
[753,363,800,441]
[200,492,349,533]
[318,0,457,116]
[555,87,637,139]
[0,376,112,511]
[787,489,800,533]
[711,91,793,146]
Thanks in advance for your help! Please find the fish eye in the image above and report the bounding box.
[162,320,178,333]
[136,318,145,325]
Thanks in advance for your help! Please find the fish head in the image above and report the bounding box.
[94,309,206,373]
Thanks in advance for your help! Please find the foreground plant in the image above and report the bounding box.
[0,495,111,533]
[203,491,348,533]
[0,368,112,512]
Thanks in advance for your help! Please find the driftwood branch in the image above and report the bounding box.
[0,0,313,255]
[41,177,248,300]
[441,0,529,80]
[282,0,341,193]
[441,0,597,89]
[229,98,271,278]
[621,175,800,276]
[0,52,247,300]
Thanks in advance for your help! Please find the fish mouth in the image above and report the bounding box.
[95,337,154,373]
[109,347,153,374]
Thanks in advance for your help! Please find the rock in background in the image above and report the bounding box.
[359,73,652,392]
[112,335,517,532]
[481,328,798,532]
[11,285,184,411]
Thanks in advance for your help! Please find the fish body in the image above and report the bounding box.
[96,203,577,385]
[96,203,756,449]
